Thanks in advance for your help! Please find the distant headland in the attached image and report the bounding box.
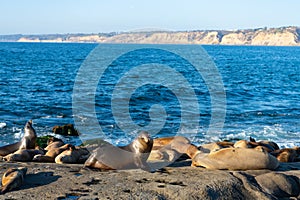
[0,26,299,46]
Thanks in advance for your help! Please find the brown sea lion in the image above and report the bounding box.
[233,140,252,148]
[249,137,279,152]
[44,137,64,151]
[0,120,37,156]
[199,142,226,153]
[216,141,235,148]
[55,146,90,164]
[33,144,72,162]
[197,141,234,154]
[183,143,199,159]
[84,131,153,170]
[147,136,190,161]
[148,136,199,169]
[152,136,190,149]
[192,147,279,170]
[270,147,300,162]
[148,148,179,162]
[234,139,277,152]
[3,149,44,162]
[1,167,27,194]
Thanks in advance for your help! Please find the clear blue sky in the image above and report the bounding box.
[1,0,299,34]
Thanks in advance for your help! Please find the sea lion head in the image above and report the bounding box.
[134,131,153,154]
[47,137,63,145]
[24,120,37,138]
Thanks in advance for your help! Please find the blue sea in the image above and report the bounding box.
[0,42,299,148]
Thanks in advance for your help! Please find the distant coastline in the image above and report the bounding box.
[0,26,299,46]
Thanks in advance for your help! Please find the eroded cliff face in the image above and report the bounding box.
[251,29,299,46]
[15,26,300,46]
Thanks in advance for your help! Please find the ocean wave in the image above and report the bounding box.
[220,125,300,148]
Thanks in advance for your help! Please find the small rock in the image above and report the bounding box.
[52,124,79,136]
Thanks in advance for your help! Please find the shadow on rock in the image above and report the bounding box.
[22,172,61,189]
[276,162,300,171]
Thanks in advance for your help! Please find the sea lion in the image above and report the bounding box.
[0,120,37,156]
[1,167,27,194]
[192,147,279,170]
[152,136,190,149]
[233,140,252,148]
[270,147,300,162]
[84,131,153,170]
[44,137,64,151]
[3,149,44,162]
[17,120,37,150]
[234,139,277,152]
[199,142,225,153]
[55,146,90,164]
[147,136,199,170]
[249,137,279,152]
[148,142,199,161]
[258,140,279,151]
[33,144,72,162]
[148,148,179,162]
[148,137,199,170]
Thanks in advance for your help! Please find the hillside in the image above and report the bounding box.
[1,26,299,46]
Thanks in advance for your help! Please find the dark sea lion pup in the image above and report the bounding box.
[84,131,153,171]
[0,120,37,156]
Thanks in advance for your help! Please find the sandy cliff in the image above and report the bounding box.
[13,26,300,46]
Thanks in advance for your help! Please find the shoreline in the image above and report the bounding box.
[0,160,299,199]
[1,26,300,46]
[1,41,300,47]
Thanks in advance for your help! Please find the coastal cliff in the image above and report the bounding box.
[1,26,299,46]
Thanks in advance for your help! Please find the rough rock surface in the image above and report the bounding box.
[0,160,299,200]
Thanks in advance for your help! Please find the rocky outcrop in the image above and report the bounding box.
[7,26,300,46]
[0,161,299,199]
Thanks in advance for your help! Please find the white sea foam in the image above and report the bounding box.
[13,127,23,139]
[220,125,300,148]
[0,122,6,129]
[41,115,51,119]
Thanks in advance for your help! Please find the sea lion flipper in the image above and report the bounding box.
[1,185,8,194]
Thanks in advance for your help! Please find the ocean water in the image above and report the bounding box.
[0,42,299,148]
